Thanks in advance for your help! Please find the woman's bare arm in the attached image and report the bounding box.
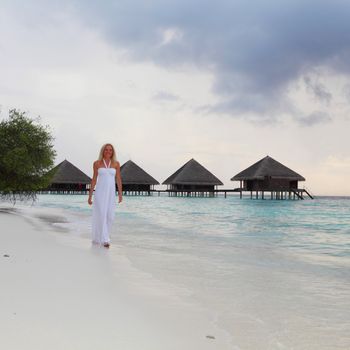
[115,161,123,203]
[88,161,98,205]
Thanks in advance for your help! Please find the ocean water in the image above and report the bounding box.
[18,195,350,349]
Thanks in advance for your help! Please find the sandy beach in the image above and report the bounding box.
[0,207,231,350]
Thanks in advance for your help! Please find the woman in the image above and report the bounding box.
[88,143,123,248]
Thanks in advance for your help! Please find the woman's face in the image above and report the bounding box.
[103,145,113,159]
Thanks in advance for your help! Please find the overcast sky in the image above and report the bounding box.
[1,0,350,195]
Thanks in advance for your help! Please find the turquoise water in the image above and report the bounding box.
[32,194,350,349]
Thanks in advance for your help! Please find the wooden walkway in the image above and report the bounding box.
[235,188,314,200]
[121,188,314,199]
[38,190,90,195]
[37,188,314,199]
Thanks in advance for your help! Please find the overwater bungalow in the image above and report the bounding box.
[163,158,223,197]
[231,155,313,199]
[42,159,91,194]
[120,160,159,195]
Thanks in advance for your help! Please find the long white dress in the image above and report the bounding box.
[92,159,116,245]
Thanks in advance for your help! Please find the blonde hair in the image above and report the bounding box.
[98,143,117,162]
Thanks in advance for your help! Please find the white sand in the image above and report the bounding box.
[0,208,232,350]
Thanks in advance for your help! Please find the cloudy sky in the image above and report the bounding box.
[1,0,350,195]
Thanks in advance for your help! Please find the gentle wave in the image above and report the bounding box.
[22,194,350,349]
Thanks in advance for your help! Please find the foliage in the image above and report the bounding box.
[0,109,56,203]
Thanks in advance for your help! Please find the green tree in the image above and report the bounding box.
[0,109,56,202]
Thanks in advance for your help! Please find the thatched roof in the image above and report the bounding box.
[49,160,91,184]
[231,156,305,181]
[120,160,159,185]
[163,158,223,185]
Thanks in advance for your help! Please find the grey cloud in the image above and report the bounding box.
[304,75,332,104]
[152,91,180,102]
[297,111,332,127]
[7,0,350,123]
[202,94,285,120]
[342,84,350,102]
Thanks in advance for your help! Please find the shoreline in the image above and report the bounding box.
[0,207,232,350]
[2,196,349,349]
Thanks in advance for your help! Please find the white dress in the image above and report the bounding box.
[92,159,116,245]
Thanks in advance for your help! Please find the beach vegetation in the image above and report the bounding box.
[0,109,56,203]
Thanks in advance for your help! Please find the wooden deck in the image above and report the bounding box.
[37,188,314,199]
[150,188,314,199]
[37,190,90,195]
[233,188,314,200]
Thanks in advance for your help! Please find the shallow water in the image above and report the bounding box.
[18,194,350,349]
